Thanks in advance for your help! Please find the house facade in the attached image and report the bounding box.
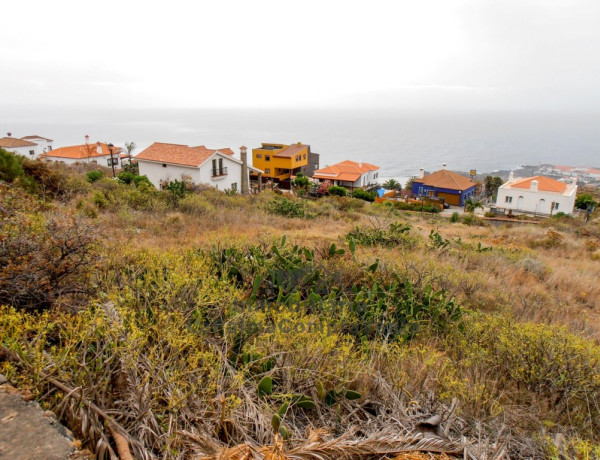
[40,137,122,166]
[252,143,309,182]
[411,166,476,206]
[136,142,259,193]
[312,160,380,189]
[495,174,577,216]
[0,133,54,160]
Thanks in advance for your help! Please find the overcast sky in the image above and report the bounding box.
[1,0,599,111]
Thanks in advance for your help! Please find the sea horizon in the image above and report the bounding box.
[2,107,599,184]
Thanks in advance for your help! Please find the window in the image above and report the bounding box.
[231,182,238,192]
[265,168,271,174]
[256,154,262,159]
[48,146,52,151]
[265,155,271,162]
[303,154,306,160]
[162,163,167,168]
[29,150,35,155]
[552,202,559,210]
[505,196,513,203]
[107,158,118,166]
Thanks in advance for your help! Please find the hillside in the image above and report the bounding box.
[1,152,600,459]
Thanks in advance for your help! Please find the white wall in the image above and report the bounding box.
[138,161,201,188]
[42,154,114,166]
[138,153,250,192]
[5,144,46,160]
[496,187,576,215]
[198,155,244,191]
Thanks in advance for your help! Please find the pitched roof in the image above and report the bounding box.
[313,160,379,182]
[40,142,121,159]
[21,135,53,142]
[0,137,37,148]
[274,143,309,158]
[135,142,234,168]
[508,176,567,193]
[413,169,475,191]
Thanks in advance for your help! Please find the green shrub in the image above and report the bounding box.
[347,222,415,248]
[461,214,485,226]
[0,148,24,182]
[327,185,347,197]
[92,191,109,209]
[164,179,189,198]
[267,196,312,218]
[86,170,104,183]
[179,194,216,216]
[450,211,460,222]
[351,189,376,202]
[575,193,598,210]
[449,313,600,435]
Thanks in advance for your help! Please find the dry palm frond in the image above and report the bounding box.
[198,431,462,460]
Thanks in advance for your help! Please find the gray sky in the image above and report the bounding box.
[2,0,599,111]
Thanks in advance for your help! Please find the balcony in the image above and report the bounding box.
[211,167,228,177]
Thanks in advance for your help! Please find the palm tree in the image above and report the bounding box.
[464,198,483,213]
[383,178,402,190]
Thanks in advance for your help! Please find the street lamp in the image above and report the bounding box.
[108,143,115,178]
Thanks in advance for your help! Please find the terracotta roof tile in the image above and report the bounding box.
[0,137,38,148]
[274,144,309,158]
[135,142,234,168]
[313,160,379,182]
[40,142,121,159]
[509,176,567,193]
[413,169,475,191]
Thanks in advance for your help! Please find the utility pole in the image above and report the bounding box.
[108,143,116,178]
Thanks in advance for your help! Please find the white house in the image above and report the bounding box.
[40,136,122,166]
[135,142,260,193]
[0,133,54,160]
[312,160,380,190]
[495,173,577,216]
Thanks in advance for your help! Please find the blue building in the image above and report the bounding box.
[411,167,476,206]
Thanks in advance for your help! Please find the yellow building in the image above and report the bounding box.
[251,142,309,181]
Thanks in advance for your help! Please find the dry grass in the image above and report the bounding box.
[2,161,600,459]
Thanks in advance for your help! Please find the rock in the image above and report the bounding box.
[0,385,75,459]
[415,414,444,438]
[0,374,6,385]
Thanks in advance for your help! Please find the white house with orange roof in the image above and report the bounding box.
[0,132,54,160]
[40,136,122,166]
[495,173,577,216]
[136,143,260,193]
[312,160,380,190]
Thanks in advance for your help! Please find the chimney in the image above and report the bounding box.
[297,142,301,145]
[6,132,11,137]
[85,134,89,144]
[508,171,514,182]
[419,168,425,179]
[240,146,249,195]
[96,142,102,154]
[442,163,447,170]
[530,179,538,192]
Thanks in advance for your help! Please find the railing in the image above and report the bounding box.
[211,167,228,177]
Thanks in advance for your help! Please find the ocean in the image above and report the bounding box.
[3,108,600,185]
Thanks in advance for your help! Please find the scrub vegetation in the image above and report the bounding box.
[1,150,600,459]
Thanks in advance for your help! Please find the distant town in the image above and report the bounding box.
[1,131,597,219]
